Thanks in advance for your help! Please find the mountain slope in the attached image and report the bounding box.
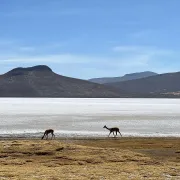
[106,71,180,96]
[0,65,127,97]
[89,71,157,84]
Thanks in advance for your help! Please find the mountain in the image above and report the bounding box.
[105,71,180,97]
[0,65,127,97]
[89,71,158,84]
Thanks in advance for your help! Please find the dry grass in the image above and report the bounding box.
[0,138,180,179]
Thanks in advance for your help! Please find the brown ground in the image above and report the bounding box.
[0,137,180,180]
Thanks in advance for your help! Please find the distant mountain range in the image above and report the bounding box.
[0,65,127,97]
[89,71,158,84]
[105,72,180,97]
[1,65,180,98]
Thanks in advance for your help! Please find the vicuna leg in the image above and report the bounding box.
[119,131,122,137]
[41,135,45,139]
[42,132,46,139]
[108,131,112,137]
[113,131,116,137]
[51,132,55,139]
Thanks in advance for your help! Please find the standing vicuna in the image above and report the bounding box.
[41,129,55,140]
[103,125,122,137]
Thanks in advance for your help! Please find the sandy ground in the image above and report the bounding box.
[0,137,180,180]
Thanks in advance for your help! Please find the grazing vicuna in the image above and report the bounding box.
[103,125,122,137]
[41,129,55,140]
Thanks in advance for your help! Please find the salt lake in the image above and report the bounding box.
[0,98,180,138]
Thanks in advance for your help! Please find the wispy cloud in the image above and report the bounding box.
[119,54,150,67]
[0,52,150,68]
[112,45,173,56]
[18,46,35,52]
[111,45,178,74]
[0,54,92,64]
[0,39,67,56]
[0,36,85,55]
[129,30,155,39]
[112,45,144,52]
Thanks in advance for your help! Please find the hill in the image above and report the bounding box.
[0,65,127,97]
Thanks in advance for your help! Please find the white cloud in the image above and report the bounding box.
[18,46,35,52]
[120,54,150,67]
[112,45,173,57]
[112,45,145,52]
[130,30,154,39]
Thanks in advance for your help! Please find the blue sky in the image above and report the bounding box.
[0,0,180,79]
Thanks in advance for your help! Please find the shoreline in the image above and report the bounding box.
[0,131,180,139]
[0,136,180,140]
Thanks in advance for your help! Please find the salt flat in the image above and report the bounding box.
[0,98,180,137]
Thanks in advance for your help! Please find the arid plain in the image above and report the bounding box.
[0,137,180,180]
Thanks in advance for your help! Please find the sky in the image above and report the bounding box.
[0,0,180,79]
